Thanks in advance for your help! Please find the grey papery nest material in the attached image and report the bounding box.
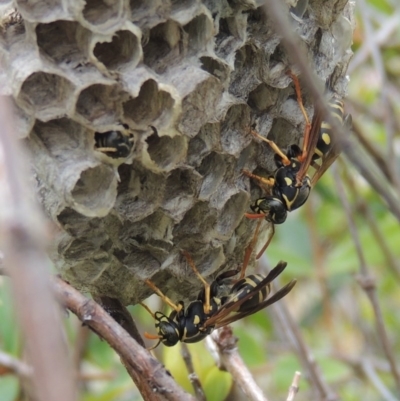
[0,0,354,306]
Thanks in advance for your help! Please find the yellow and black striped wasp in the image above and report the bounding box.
[243,72,351,258]
[142,250,296,348]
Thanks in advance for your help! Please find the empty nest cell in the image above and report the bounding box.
[187,123,221,167]
[230,44,264,98]
[220,104,252,156]
[70,164,118,217]
[130,0,171,29]
[248,83,279,111]
[145,128,186,171]
[123,79,175,127]
[75,83,126,126]
[143,20,182,73]
[197,152,227,201]
[200,56,231,86]
[113,163,167,222]
[183,13,213,55]
[82,0,123,27]
[161,168,202,220]
[17,71,75,121]
[215,191,250,239]
[15,0,63,22]
[36,21,88,67]
[93,28,141,71]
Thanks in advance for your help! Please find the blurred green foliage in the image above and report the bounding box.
[1,0,400,400]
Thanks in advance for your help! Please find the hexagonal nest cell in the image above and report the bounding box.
[123,79,175,126]
[82,0,122,27]
[75,84,127,125]
[2,1,355,306]
[93,29,141,70]
[17,72,75,121]
[36,21,87,67]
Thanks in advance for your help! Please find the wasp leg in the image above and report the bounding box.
[256,224,275,260]
[181,251,211,315]
[244,212,266,219]
[139,303,164,349]
[242,169,275,188]
[250,129,291,165]
[140,302,155,318]
[239,219,263,280]
[144,279,182,312]
[287,71,311,162]
[96,147,118,153]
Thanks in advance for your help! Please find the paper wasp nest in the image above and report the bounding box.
[0,0,354,306]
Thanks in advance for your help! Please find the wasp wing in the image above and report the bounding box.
[202,261,288,328]
[214,279,297,328]
[296,103,323,182]
[311,113,351,186]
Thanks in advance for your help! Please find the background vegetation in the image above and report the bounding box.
[1,0,400,400]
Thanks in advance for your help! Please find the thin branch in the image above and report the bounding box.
[335,354,398,401]
[334,166,400,396]
[348,14,399,74]
[286,371,301,401]
[0,350,35,400]
[180,343,207,401]
[340,166,400,280]
[53,277,196,401]
[0,350,32,379]
[72,323,91,372]
[258,255,338,401]
[356,0,400,191]
[0,95,78,401]
[206,326,269,401]
[262,0,400,224]
[349,120,393,184]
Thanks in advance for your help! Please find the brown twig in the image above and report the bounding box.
[286,371,301,401]
[340,165,400,281]
[334,354,398,401]
[349,120,392,184]
[304,199,337,345]
[348,14,399,74]
[0,96,78,401]
[0,350,32,379]
[53,277,196,401]
[180,343,207,401]
[262,0,400,224]
[257,254,338,401]
[206,327,268,401]
[356,0,400,191]
[72,323,91,372]
[334,166,400,396]
[0,350,35,399]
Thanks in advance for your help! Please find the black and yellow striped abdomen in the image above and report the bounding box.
[313,98,344,161]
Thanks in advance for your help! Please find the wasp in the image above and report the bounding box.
[243,72,351,257]
[142,251,296,348]
[94,123,135,159]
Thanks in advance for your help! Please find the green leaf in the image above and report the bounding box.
[203,366,232,401]
[0,377,19,401]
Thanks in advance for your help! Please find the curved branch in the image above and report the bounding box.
[206,326,268,401]
[53,278,196,401]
